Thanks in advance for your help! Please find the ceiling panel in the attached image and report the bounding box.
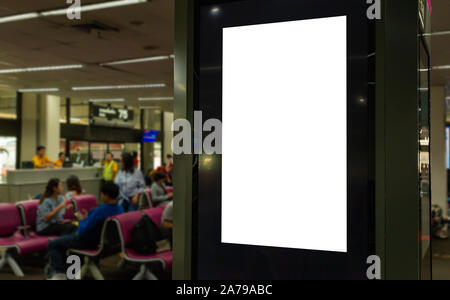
[0,0,174,109]
[430,0,450,87]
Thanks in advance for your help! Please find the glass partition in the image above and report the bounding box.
[419,37,431,280]
[124,143,141,169]
[69,141,89,166]
[0,136,16,176]
[108,143,124,163]
[91,143,108,165]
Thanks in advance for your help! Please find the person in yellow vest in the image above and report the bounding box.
[103,152,118,182]
[32,146,53,169]
[54,152,65,169]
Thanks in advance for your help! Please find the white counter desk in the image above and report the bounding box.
[0,167,102,203]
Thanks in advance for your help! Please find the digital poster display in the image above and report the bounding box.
[221,16,348,253]
[196,0,373,279]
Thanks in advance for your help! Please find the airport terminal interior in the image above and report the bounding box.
[0,0,449,280]
[0,0,175,280]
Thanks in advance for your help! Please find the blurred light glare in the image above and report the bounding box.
[211,7,220,14]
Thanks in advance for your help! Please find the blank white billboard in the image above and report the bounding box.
[222,16,348,253]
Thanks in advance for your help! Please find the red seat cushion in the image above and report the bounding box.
[0,231,25,248]
[74,195,98,213]
[16,236,51,255]
[0,204,21,236]
[124,249,172,270]
[0,231,52,255]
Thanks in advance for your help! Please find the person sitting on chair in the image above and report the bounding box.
[46,182,123,280]
[150,172,173,207]
[36,178,76,236]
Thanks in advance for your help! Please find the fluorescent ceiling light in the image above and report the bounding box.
[72,83,165,91]
[138,97,174,101]
[433,65,450,70]
[423,30,450,37]
[42,0,147,16]
[0,64,83,74]
[18,88,59,93]
[0,0,147,24]
[0,13,39,24]
[101,55,171,66]
[140,106,161,110]
[89,98,125,103]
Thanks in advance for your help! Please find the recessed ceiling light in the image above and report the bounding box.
[18,88,59,93]
[89,98,125,103]
[72,83,165,91]
[0,64,83,74]
[100,55,172,66]
[138,97,174,101]
[211,7,220,14]
[0,0,148,24]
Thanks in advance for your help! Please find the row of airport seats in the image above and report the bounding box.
[69,204,172,280]
[0,196,97,277]
[0,193,173,280]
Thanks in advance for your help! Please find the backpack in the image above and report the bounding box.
[130,214,163,255]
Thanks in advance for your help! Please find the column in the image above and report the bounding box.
[20,93,38,165]
[39,95,61,161]
[430,86,447,216]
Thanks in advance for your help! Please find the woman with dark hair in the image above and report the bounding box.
[150,172,173,206]
[66,175,84,199]
[36,178,76,236]
[114,152,145,212]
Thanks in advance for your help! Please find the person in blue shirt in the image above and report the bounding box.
[46,182,124,280]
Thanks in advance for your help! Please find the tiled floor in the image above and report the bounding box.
[0,253,171,280]
[432,238,450,280]
[3,239,449,280]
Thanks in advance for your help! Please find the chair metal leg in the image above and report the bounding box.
[145,269,158,280]
[117,258,126,269]
[0,252,6,270]
[89,263,105,280]
[82,257,104,280]
[80,263,89,279]
[133,265,146,280]
[6,254,24,277]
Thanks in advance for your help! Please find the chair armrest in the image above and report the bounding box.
[16,225,31,230]
[15,225,32,237]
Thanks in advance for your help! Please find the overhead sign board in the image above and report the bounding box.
[92,105,134,122]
